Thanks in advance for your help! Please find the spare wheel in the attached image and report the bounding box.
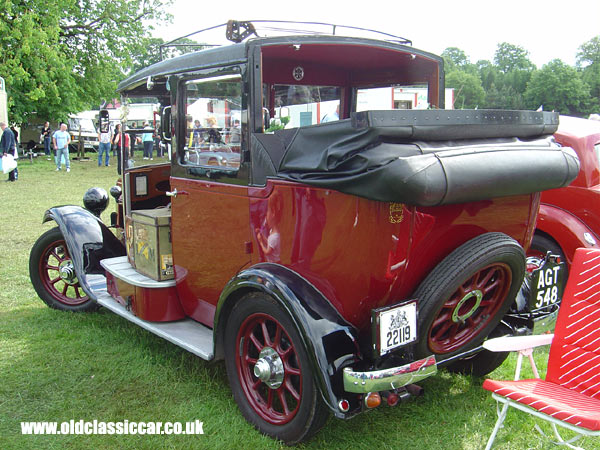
[413,232,525,363]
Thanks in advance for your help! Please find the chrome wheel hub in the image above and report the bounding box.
[452,289,483,323]
[58,260,78,285]
[253,347,284,389]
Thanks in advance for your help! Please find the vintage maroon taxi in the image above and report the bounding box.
[28,21,579,443]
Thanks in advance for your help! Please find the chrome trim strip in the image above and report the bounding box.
[343,355,437,393]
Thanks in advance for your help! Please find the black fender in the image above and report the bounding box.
[214,263,361,418]
[42,205,126,300]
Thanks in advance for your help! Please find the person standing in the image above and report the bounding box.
[230,119,241,144]
[52,123,71,172]
[9,126,19,180]
[153,125,162,157]
[0,122,17,181]
[113,123,130,174]
[129,122,137,157]
[41,122,52,160]
[98,126,112,167]
[192,119,202,147]
[142,122,154,160]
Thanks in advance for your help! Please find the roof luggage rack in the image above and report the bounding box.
[159,20,412,60]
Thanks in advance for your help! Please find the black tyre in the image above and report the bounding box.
[29,227,98,312]
[224,292,329,444]
[413,233,525,372]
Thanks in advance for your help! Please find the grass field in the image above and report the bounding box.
[0,155,596,450]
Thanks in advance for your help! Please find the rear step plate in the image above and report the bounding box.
[87,274,214,360]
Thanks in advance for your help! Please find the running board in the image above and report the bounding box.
[87,274,214,360]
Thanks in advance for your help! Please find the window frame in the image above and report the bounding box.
[172,65,249,185]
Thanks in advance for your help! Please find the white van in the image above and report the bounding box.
[68,113,99,152]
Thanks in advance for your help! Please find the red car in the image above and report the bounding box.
[28,21,578,443]
[529,116,600,272]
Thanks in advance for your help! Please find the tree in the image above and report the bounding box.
[577,36,600,107]
[476,60,499,91]
[492,42,536,98]
[129,37,205,75]
[494,42,535,73]
[484,84,526,110]
[442,47,469,70]
[0,0,171,125]
[445,71,485,109]
[524,60,593,115]
[577,36,600,67]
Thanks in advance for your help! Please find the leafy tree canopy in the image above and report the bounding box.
[577,35,600,105]
[445,71,485,109]
[524,59,593,115]
[494,42,536,73]
[0,0,171,125]
[577,36,600,67]
[442,47,469,69]
[129,37,205,75]
[476,60,499,91]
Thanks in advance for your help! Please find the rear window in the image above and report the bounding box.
[267,85,340,129]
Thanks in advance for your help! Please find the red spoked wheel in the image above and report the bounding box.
[236,313,302,425]
[224,293,328,444]
[29,227,97,312]
[427,263,511,354]
[413,233,525,375]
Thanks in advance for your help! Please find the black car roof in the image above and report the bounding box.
[117,35,441,94]
[117,43,247,94]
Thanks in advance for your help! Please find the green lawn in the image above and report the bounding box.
[0,155,596,449]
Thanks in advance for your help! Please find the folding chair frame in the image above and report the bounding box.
[487,392,600,450]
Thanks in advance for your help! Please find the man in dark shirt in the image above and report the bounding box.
[0,122,17,181]
[41,121,52,159]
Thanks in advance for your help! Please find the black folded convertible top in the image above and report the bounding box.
[251,110,579,206]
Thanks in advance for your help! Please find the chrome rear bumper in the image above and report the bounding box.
[343,355,437,393]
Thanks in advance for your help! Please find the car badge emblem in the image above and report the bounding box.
[389,203,404,223]
[292,66,304,81]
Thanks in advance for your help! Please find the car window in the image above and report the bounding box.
[183,75,242,171]
[266,85,340,129]
[595,143,600,168]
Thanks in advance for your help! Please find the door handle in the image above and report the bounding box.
[166,189,188,198]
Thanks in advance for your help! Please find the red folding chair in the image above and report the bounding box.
[482,248,600,450]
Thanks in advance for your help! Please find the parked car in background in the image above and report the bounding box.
[528,116,600,275]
